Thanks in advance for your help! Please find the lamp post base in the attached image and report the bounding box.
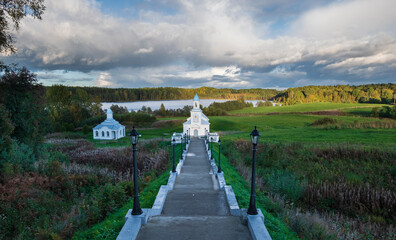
[132,208,143,215]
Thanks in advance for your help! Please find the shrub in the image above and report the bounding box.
[390,165,396,177]
[310,117,338,126]
[267,170,306,202]
[371,107,380,117]
[82,124,90,134]
[0,141,36,173]
[256,101,273,107]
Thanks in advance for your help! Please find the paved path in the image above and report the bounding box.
[137,138,251,240]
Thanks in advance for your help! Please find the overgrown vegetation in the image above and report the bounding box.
[371,105,396,119]
[311,117,396,129]
[221,140,396,239]
[0,136,170,239]
[209,146,301,240]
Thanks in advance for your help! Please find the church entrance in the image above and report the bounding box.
[194,129,198,137]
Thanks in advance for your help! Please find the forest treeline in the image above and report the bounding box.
[51,86,279,102]
[274,83,396,105]
[52,84,396,105]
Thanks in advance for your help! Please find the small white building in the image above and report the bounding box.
[183,94,210,137]
[93,109,126,140]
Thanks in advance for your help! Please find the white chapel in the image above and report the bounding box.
[183,94,210,137]
[93,109,126,140]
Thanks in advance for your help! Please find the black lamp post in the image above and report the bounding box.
[247,126,260,215]
[130,126,143,215]
[184,133,187,151]
[210,137,214,160]
[217,139,222,173]
[207,134,210,150]
[180,136,183,160]
[172,138,176,172]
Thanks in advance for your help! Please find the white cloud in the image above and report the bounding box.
[96,72,112,87]
[2,0,395,87]
[292,0,396,39]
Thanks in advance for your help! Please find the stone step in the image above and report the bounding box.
[161,191,229,216]
[137,216,251,240]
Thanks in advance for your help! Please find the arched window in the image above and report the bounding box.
[107,131,109,137]
[102,131,104,137]
[195,102,198,108]
[95,131,98,136]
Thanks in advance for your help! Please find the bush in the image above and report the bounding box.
[310,117,338,126]
[0,141,36,173]
[82,124,90,134]
[267,170,306,202]
[390,165,396,177]
[257,101,273,107]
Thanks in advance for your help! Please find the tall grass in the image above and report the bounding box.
[0,137,170,239]
[220,139,396,239]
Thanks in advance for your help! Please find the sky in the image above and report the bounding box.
[1,0,396,89]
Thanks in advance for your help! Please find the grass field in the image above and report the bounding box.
[210,114,395,148]
[86,103,395,148]
[74,102,395,239]
[229,102,386,115]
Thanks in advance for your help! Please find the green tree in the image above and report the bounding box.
[0,0,45,53]
[0,66,48,146]
[159,103,166,116]
[0,104,14,151]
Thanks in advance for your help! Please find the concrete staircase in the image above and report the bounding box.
[136,139,251,240]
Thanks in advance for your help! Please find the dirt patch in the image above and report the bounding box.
[303,110,345,116]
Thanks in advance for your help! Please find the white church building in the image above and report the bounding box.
[183,94,210,137]
[93,109,126,140]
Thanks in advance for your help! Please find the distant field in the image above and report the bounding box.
[210,114,396,147]
[85,103,395,148]
[229,102,386,115]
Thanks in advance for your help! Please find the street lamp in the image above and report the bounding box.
[210,137,214,160]
[184,133,187,151]
[180,135,183,160]
[217,139,222,173]
[247,126,260,215]
[129,126,142,215]
[207,133,210,151]
[172,138,176,173]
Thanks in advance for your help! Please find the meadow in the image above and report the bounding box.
[133,102,396,239]
[229,102,387,115]
[5,102,392,239]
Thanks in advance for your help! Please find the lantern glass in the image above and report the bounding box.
[250,126,260,145]
[218,139,221,146]
[129,127,139,145]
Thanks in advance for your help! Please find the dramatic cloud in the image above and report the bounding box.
[1,0,395,88]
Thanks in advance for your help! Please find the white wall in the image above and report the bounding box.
[93,126,125,140]
[183,124,210,137]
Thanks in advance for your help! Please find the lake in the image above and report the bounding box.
[101,99,262,112]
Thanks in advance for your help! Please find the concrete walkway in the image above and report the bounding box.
[137,138,251,240]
